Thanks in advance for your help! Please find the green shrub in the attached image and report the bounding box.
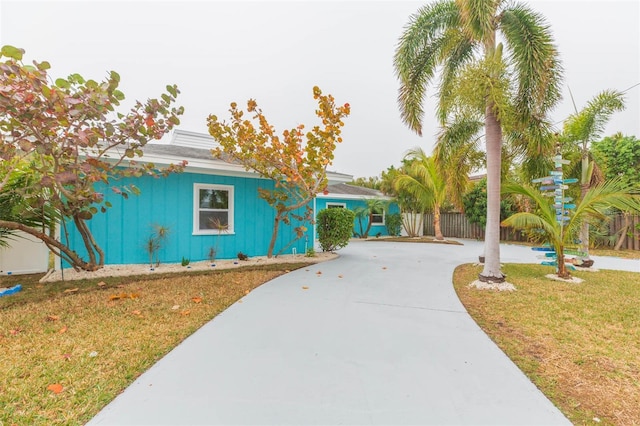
[462,178,516,229]
[385,212,402,236]
[317,208,355,252]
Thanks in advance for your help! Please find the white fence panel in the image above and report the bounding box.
[0,231,50,275]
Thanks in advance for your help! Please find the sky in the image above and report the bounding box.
[1,0,638,179]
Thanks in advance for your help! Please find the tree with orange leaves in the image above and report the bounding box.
[208,86,350,257]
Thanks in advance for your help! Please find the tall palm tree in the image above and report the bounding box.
[395,148,447,240]
[395,0,562,283]
[561,89,625,265]
[502,178,640,278]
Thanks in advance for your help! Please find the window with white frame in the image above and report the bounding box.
[193,184,234,234]
[326,202,346,209]
[371,206,385,225]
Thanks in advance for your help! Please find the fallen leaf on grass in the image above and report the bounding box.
[59,326,68,334]
[47,383,63,394]
[109,293,140,301]
[192,297,202,304]
[180,310,191,316]
[63,288,79,294]
[46,315,60,322]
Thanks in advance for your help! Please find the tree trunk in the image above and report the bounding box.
[363,213,373,238]
[614,212,630,251]
[479,105,505,283]
[556,247,570,279]
[0,219,99,271]
[266,215,282,258]
[433,205,444,240]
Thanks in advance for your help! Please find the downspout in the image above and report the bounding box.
[313,196,317,250]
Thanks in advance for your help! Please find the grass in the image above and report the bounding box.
[454,263,640,425]
[0,263,311,425]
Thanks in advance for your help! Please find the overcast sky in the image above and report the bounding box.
[1,0,638,178]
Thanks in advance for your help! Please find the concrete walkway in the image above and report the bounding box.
[89,240,638,425]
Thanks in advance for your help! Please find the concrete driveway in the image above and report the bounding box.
[89,239,638,425]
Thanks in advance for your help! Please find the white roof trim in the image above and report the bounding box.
[316,193,393,201]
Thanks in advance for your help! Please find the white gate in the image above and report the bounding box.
[0,231,50,275]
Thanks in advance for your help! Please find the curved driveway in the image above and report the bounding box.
[90,239,637,425]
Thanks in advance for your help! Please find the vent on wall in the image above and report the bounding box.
[170,130,218,149]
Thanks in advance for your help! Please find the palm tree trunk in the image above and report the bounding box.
[578,153,594,267]
[433,205,444,240]
[479,105,505,283]
[556,247,570,279]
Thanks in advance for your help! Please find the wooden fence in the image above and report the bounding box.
[423,212,640,251]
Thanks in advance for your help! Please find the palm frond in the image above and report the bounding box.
[457,0,500,40]
[499,3,563,118]
[394,0,461,134]
[435,117,484,208]
[563,89,626,143]
[437,32,478,122]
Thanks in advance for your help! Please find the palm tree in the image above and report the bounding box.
[434,117,485,210]
[502,178,640,279]
[395,0,562,283]
[353,198,388,238]
[0,164,57,248]
[395,148,447,240]
[561,89,625,265]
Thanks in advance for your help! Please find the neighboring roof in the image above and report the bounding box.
[136,130,352,184]
[320,183,392,200]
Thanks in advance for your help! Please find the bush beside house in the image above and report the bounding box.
[317,208,355,251]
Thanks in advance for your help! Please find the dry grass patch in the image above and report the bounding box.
[454,263,640,425]
[0,264,308,425]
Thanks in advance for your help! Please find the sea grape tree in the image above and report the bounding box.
[0,45,185,271]
[208,86,350,257]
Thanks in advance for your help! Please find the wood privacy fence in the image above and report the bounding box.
[423,213,640,251]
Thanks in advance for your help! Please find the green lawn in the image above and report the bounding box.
[454,262,640,425]
[0,264,309,425]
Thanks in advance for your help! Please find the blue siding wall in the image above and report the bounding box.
[315,198,400,237]
[65,172,314,265]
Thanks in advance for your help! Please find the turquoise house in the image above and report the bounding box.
[316,183,400,238]
[64,130,352,265]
